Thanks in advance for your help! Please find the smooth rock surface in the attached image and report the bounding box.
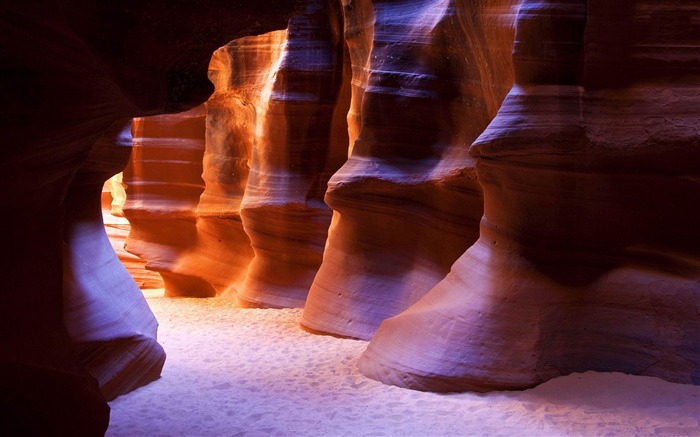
[359,0,700,391]
[238,0,350,308]
[300,0,520,339]
[124,106,217,297]
[126,0,350,308]
[0,1,298,433]
[64,120,165,400]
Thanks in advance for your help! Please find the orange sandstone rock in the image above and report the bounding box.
[102,174,165,290]
[124,106,216,297]
[125,0,351,308]
[300,0,519,339]
[238,0,350,308]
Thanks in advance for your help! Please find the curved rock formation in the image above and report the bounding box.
[124,106,216,297]
[360,0,700,391]
[0,0,298,433]
[124,0,350,308]
[64,120,166,400]
[300,0,519,339]
[238,0,350,308]
[122,32,289,300]
[102,174,165,290]
[182,34,286,301]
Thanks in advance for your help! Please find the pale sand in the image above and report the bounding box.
[107,292,700,437]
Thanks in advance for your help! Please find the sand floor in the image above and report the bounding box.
[107,292,700,436]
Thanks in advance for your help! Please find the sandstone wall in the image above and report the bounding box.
[0,1,298,433]
[124,0,350,308]
[124,106,216,297]
[102,173,164,290]
[359,0,700,391]
[238,0,350,308]
[64,120,166,401]
[113,0,698,394]
[300,0,520,339]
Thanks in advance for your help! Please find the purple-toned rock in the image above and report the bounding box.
[360,0,700,392]
[0,0,298,433]
[301,0,519,339]
[64,120,166,400]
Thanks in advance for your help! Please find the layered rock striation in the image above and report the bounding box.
[64,121,166,401]
[125,0,350,308]
[102,173,165,290]
[300,0,519,339]
[359,0,700,391]
[187,33,286,300]
[124,106,215,297]
[238,0,350,308]
[68,0,700,397]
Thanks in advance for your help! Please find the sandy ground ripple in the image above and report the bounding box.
[107,293,700,436]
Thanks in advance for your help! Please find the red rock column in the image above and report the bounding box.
[123,107,217,297]
[360,0,700,391]
[64,120,166,400]
[185,34,286,300]
[238,0,351,308]
[300,0,518,339]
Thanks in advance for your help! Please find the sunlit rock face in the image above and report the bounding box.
[102,174,165,290]
[123,106,217,297]
[300,0,519,339]
[238,0,350,308]
[188,33,286,301]
[126,0,350,308]
[360,0,700,391]
[122,32,290,300]
[0,0,298,433]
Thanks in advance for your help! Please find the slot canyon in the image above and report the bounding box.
[1,0,698,435]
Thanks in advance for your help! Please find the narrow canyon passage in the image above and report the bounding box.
[106,293,699,437]
[2,0,698,434]
[100,187,700,436]
[102,0,699,432]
